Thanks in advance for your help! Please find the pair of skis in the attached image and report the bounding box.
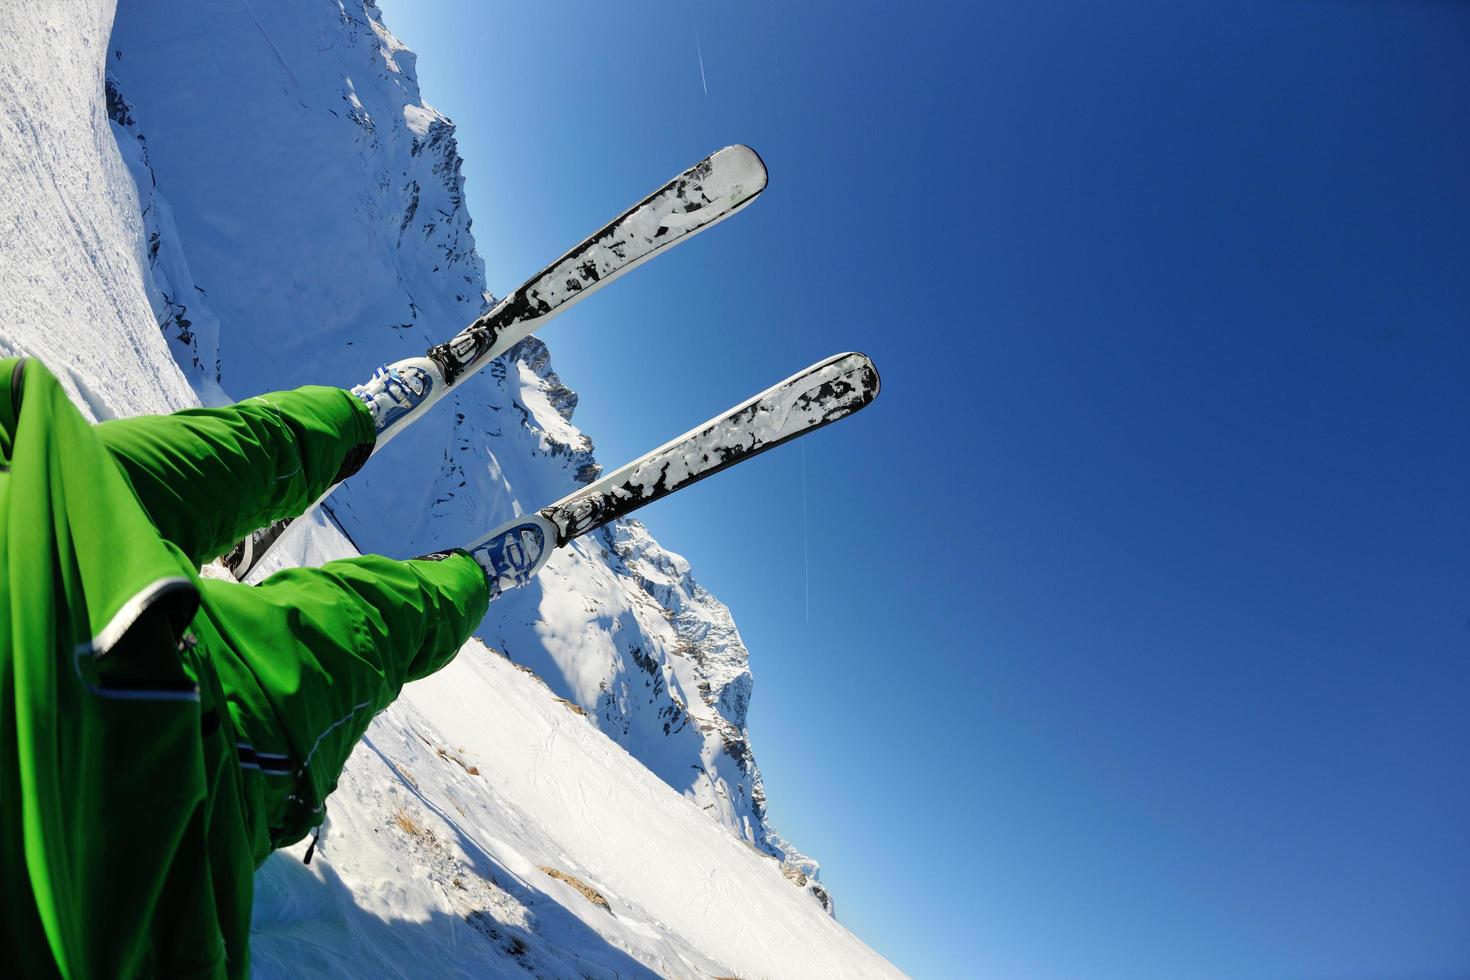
[226,146,879,593]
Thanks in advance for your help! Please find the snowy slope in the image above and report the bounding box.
[0,0,196,417]
[0,0,900,976]
[247,521,896,979]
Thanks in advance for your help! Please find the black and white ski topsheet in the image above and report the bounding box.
[472,351,881,600]
[226,145,768,579]
[427,144,767,391]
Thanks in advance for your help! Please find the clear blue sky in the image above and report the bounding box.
[381,2,1469,976]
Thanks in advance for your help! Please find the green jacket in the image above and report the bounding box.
[0,358,488,978]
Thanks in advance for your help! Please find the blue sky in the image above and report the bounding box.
[381,2,1469,976]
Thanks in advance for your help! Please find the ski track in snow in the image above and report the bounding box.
[0,0,197,418]
[0,0,904,976]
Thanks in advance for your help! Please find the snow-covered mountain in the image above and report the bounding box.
[103,0,819,884]
[1,0,895,975]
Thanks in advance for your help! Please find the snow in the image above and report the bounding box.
[0,0,902,975]
[0,0,197,418]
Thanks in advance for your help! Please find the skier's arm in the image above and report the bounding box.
[96,386,374,567]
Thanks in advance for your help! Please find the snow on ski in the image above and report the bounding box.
[470,352,881,600]
[226,145,768,579]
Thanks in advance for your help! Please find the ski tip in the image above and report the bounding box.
[716,144,769,196]
[817,351,881,410]
[845,351,881,403]
[829,352,882,399]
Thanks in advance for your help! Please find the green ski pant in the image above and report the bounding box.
[94,389,491,861]
[2,358,490,978]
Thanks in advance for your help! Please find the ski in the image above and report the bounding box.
[226,145,768,579]
[469,351,881,600]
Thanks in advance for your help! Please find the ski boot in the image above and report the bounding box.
[350,356,447,446]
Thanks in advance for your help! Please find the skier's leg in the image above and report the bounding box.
[195,550,489,857]
[95,387,375,567]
